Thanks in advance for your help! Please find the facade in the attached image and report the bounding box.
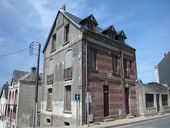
[155,51,170,87]
[5,68,42,128]
[0,82,9,118]
[41,6,137,127]
[137,80,170,116]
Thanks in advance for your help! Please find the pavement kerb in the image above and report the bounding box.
[99,113,170,128]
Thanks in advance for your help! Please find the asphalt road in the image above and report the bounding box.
[113,116,170,128]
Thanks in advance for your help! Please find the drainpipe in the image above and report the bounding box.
[85,35,89,127]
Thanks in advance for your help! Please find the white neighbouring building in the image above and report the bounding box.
[0,82,9,118]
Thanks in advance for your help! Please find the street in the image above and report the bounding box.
[113,116,170,128]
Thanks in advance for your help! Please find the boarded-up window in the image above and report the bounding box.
[51,34,56,52]
[64,49,72,81]
[162,94,168,106]
[145,94,154,108]
[47,88,53,111]
[88,47,96,69]
[64,86,71,111]
[112,56,117,73]
[64,24,69,42]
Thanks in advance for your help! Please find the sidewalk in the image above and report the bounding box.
[57,113,170,128]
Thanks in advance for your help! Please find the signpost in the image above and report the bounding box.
[75,94,80,127]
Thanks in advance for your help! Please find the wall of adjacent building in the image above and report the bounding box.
[17,82,42,128]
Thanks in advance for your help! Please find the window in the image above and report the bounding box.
[123,59,129,78]
[64,49,72,81]
[129,60,134,73]
[88,47,96,69]
[64,86,71,111]
[145,94,154,108]
[47,88,53,111]
[47,74,54,84]
[64,24,69,42]
[112,56,117,73]
[162,94,168,106]
[51,34,56,52]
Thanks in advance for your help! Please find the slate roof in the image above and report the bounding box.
[11,69,42,84]
[12,70,29,83]
[0,82,9,98]
[43,9,134,52]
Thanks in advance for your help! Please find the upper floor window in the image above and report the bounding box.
[51,34,56,52]
[123,59,129,77]
[112,56,117,74]
[64,24,69,42]
[88,47,96,69]
[64,49,72,81]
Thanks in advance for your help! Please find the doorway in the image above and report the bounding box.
[103,85,109,117]
[125,87,129,114]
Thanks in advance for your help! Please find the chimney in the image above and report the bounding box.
[164,52,168,57]
[60,4,66,11]
[31,66,36,74]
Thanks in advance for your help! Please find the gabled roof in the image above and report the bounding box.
[43,9,82,53]
[0,82,9,99]
[157,51,170,67]
[116,30,127,39]
[11,70,29,84]
[101,25,116,34]
[79,14,98,26]
[43,9,134,53]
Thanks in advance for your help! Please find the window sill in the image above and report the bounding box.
[50,49,56,53]
[63,41,70,46]
[63,110,72,114]
[146,107,156,110]
[46,109,52,112]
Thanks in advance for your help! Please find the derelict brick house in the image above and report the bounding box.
[41,6,138,127]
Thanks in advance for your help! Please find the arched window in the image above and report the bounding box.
[12,91,14,99]
[9,91,11,100]
[15,89,18,100]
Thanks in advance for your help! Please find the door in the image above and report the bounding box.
[156,94,160,112]
[103,85,109,117]
[125,88,129,114]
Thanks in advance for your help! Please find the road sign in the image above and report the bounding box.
[85,92,92,103]
[75,94,80,101]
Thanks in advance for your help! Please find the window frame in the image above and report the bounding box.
[46,88,53,111]
[64,24,69,43]
[51,33,56,52]
[64,85,71,111]
[145,93,154,108]
[88,47,96,70]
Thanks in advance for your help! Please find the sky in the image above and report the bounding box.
[0,0,170,87]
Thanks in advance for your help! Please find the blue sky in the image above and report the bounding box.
[0,0,170,87]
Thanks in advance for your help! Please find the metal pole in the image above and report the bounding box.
[34,43,41,128]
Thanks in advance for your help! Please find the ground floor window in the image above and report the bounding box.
[145,93,154,108]
[64,85,71,111]
[162,94,168,106]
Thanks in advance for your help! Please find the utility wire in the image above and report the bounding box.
[0,47,28,58]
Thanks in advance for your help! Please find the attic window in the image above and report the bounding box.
[87,22,94,30]
[64,24,69,42]
[51,34,56,52]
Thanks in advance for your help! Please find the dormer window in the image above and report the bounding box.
[80,14,98,31]
[101,25,116,40]
[51,34,56,52]
[64,24,69,42]
[115,30,127,43]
